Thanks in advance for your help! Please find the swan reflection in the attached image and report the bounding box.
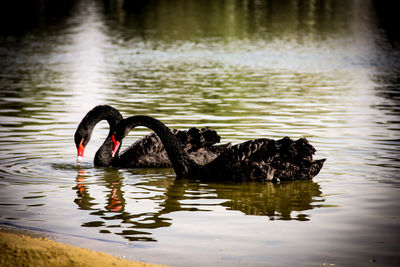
[74,169,325,242]
[74,169,96,210]
[217,181,323,220]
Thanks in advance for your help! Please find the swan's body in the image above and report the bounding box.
[74,105,226,167]
[112,116,326,181]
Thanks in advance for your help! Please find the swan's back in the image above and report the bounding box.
[196,137,325,181]
[197,138,277,181]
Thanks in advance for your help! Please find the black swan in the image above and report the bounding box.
[111,115,326,181]
[74,105,227,167]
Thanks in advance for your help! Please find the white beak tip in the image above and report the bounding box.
[77,156,84,163]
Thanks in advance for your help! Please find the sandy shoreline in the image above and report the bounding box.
[0,226,166,267]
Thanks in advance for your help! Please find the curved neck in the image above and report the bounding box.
[79,105,123,133]
[77,105,123,166]
[116,116,197,177]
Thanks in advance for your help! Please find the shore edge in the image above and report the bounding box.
[0,226,166,267]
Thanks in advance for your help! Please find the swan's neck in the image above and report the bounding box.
[83,105,122,132]
[94,133,117,166]
[118,116,197,177]
[78,105,123,166]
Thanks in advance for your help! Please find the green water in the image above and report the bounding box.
[1,0,399,266]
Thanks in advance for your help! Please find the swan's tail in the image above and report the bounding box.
[311,158,326,177]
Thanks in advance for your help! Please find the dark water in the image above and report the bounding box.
[1,0,400,266]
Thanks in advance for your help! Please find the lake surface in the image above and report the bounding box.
[1,0,400,266]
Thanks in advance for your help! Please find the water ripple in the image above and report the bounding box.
[1,1,400,266]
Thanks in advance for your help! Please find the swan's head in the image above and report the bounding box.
[74,129,91,163]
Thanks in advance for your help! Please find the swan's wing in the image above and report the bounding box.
[201,139,278,181]
[272,137,324,180]
[117,132,167,167]
[203,137,324,181]
[222,138,278,164]
[118,127,224,168]
[178,127,221,152]
[123,132,165,155]
[187,143,232,165]
[275,137,316,161]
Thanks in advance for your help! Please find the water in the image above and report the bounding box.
[1,0,400,266]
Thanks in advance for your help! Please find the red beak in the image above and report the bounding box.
[77,138,85,163]
[111,135,120,157]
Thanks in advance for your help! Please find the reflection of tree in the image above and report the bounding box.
[105,0,361,41]
[374,1,400,46]
[104,0,369,124]
[1,0,76,35]
[74,169,325,242]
